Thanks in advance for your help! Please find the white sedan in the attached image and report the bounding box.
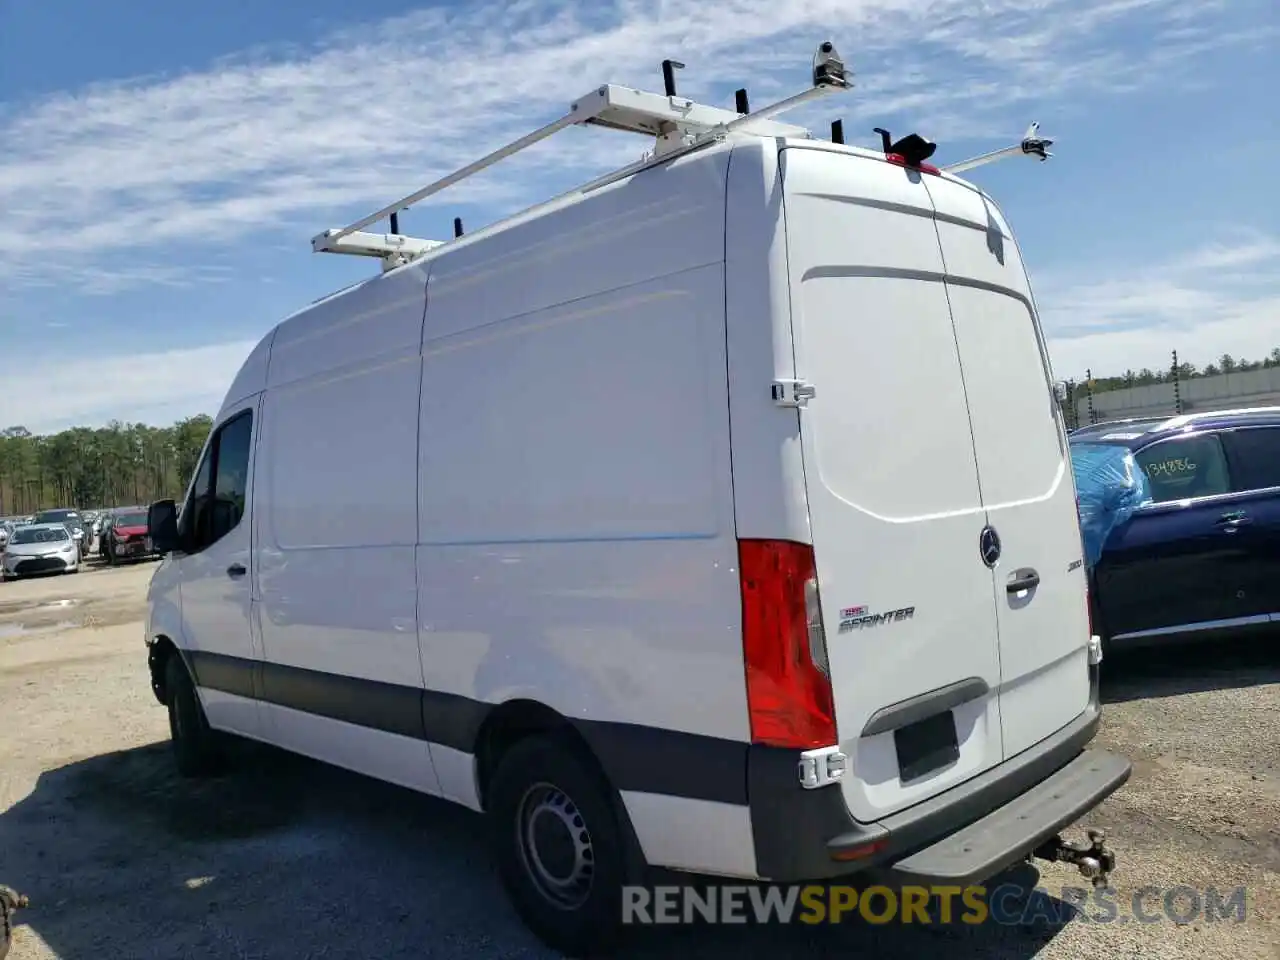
[1,523,81,580]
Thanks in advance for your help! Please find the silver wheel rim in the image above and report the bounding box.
[515,782,595,910]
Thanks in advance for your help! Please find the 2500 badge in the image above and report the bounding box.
[839,604,916,633]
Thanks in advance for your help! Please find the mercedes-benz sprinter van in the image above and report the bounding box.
[144,120,1129,956]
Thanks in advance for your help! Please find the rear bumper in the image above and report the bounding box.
[748,662,1130,883]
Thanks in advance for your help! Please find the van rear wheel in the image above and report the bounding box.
[488,735,628,957]
[164,656,223,777]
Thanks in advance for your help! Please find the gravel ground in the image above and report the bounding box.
[0,561,1277,959]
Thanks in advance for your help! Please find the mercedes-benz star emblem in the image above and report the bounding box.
[979,525,1002,568]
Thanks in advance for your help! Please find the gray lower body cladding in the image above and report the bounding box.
[174,649,1127,883]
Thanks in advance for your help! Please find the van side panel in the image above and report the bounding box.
[417,148,756,876]
[421,149,729,342]
[252,263,441,796]
[723,138,811,544]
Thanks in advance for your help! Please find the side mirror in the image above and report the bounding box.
[1052,381,1069,403]
[148,499,180,554]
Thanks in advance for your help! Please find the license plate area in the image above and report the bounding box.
[894,710,960,783]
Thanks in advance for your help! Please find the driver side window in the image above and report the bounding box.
[180,446,214,548]
[178,410,253,553]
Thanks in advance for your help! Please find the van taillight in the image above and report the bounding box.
[885,152,940,175]
[738,539,837,749]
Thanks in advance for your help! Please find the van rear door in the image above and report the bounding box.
[922,177,1091,757]
[779,145,1005,822]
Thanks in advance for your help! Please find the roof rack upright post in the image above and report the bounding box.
[662,59,684,97]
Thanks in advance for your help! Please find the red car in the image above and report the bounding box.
[102,509,157,564]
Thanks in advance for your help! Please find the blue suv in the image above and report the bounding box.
[1069,407,1280,650]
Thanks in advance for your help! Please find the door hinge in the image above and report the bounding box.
[798,745,847,789]
[772,379,816,407]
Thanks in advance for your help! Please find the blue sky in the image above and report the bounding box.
[2,0,1277,433]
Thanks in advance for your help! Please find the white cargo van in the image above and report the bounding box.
[144,43,1129,956]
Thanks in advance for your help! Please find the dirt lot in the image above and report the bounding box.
[1,562,1277,959]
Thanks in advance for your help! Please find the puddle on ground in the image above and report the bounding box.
[0,620,80,639]
[0,597,82,615]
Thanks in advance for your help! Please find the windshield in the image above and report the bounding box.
[34,510,78,524]
[10,527,69,545]
[115,512,148,527]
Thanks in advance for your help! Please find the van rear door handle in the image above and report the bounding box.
[1006,568,1040,593]
[226,563,247,578]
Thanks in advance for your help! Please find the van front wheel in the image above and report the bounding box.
[164,656,223,777]
[488,735,628,957]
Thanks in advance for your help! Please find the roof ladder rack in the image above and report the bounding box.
[312,40,852,272]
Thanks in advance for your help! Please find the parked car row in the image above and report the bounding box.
[0,504,161,581]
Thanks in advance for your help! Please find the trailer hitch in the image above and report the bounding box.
[1032,829,1116,888]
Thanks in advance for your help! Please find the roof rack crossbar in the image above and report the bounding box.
[312,39,852,270]
[326,111,582,245]
[942,121,1054,174]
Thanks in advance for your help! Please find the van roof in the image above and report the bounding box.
[222,41,1053,413]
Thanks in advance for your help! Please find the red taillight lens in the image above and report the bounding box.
[738,539,837,749]
[884,152,940,175]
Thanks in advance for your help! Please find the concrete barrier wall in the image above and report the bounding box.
[1073,367,1280,423]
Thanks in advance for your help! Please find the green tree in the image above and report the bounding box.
[0,416,212,516]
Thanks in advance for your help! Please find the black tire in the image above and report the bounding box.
[488,735,630,957]
[165,655,223,777]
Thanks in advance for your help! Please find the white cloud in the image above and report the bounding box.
[1039,230,1280,379]
[0,340,255,434]
[1,0,1268,291]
